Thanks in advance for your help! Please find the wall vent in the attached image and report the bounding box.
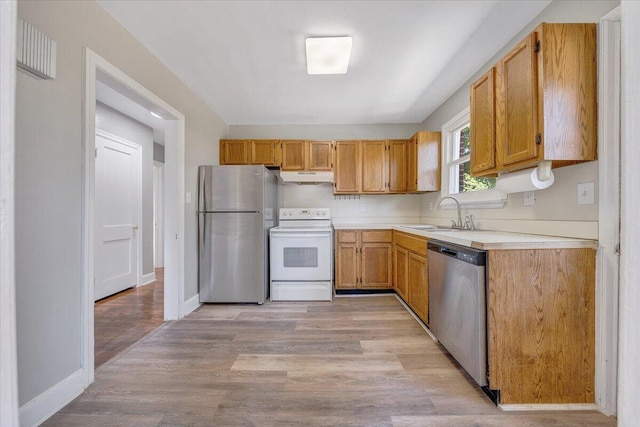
[16,19,57,79]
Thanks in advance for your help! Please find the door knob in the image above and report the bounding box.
[132,225,139,230]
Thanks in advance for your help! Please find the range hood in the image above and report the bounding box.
[280,171,334,184]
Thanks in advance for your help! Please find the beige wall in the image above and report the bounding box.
[15,0,226,406]
[419,0,619,239]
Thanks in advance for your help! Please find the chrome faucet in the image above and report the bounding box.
[465,214,476,231]
[438,196,463,228]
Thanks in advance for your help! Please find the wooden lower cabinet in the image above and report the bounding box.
[487,248,596,404]
[335,230,392,290]
[393,246,408,300]
[407,252,428,321]
[393,231,428,324]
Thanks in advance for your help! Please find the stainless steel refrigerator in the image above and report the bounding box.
[197,165,279,303]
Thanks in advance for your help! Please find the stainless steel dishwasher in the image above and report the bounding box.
[428,240,487,387]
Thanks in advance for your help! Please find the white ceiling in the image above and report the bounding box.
[97,0,550,125]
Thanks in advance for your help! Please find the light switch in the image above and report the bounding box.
[577,182,595,205]
[186,192,192,204]
[523,191,535,206]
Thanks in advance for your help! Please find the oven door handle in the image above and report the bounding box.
[270,232,331,238]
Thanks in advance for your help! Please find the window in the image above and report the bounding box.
[441,108,506,208]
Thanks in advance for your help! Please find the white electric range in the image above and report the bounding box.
[269,208,333,301]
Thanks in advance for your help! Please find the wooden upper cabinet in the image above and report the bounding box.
[387,139,407,193]
[308,141,333,170]
[251,140,279,166]
[499,33,539,167]
[334,141,361,193]
[406,131,441,193]
[361,141,387,193]
[538,23,597,163]
[281,140,333,171]
[470,68,497,175]
[220,139,279,166]
[281,140,306,170]
[471,23,597,176]
[220,139,249,165]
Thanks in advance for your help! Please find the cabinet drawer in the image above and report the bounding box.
[361,230,392,243]
[336,230,357,243]
[394,231,428,256]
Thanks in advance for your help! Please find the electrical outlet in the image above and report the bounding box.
[523,191,535,206]
[359,203,366,212]
[186,192,192,204]
[577,182,595,205]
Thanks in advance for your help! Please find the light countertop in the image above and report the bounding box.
[333,223,597,250]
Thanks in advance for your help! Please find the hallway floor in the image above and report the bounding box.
[46,295,615,426]
[94,268,164,369]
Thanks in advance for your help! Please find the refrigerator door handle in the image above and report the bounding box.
[198,166,207,212]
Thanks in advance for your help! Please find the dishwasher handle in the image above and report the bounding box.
[428,240,487,266]
[440,247,458,257]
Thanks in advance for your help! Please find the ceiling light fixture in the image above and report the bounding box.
[305,36,352,75]
[150,111,162,119]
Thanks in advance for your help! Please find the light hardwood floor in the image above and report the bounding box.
[46,295,615,426]
[94,268,164,368]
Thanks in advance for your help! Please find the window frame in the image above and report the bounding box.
[440,107,506,208]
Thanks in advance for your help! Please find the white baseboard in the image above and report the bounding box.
[19,369,85,427]
[140,272,156,286]
[183,293,201,316]
[499,403,599,412]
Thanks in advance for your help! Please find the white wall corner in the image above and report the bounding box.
[19,369,85,427]
[595,7,621,417]
[183,293,201,317]
[618,1,640,426]
[1,1,19,426]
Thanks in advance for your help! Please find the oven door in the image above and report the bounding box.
[270,229,332,281]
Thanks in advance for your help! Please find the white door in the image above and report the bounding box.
[94,130,141,301]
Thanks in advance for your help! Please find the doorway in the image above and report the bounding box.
[82,48,186,385]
